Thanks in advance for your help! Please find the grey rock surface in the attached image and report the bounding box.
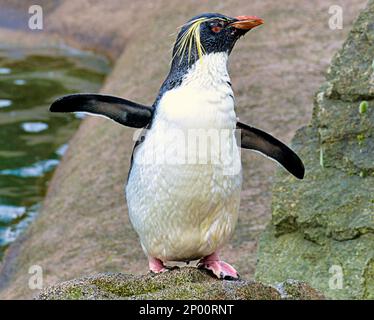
[256,1,374,299]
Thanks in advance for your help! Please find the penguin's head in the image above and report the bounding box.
[172,13,264,66]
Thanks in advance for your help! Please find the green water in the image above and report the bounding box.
[0,47,110,260]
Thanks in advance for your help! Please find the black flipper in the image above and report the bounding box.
[50,94,153,128]
[237,121,305,179]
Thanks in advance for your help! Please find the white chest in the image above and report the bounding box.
[156,52,236,130]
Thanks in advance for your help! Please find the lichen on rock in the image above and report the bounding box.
[37,267,324,300]
[256,0,374,300]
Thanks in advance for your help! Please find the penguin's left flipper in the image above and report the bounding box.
[237,121,305,179]
[50,94,153,128]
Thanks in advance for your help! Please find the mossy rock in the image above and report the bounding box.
[256,0,374,299]
[37,267,324,300]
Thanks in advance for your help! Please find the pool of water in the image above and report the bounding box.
[0,46,110,260]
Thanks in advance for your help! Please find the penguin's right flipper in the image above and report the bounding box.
[50,94,153,128]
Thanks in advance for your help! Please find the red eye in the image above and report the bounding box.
[211,26,222,33]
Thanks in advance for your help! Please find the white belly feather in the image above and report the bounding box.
[126,52,242,261]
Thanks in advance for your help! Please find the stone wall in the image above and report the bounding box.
[256,1,374,299]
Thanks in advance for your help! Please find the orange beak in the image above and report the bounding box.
[229,15,264,30]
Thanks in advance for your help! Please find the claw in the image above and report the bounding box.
[165,265,180,271]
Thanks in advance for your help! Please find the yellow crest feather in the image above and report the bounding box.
[173,17,226,64]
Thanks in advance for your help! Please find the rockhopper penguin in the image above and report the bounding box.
[50,13,305,280]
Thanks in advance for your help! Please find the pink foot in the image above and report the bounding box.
[148,257,168,273]
[148,257,179,274]
[198,252,240,280]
